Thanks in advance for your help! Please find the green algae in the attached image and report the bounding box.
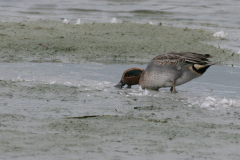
[0,20,238,64]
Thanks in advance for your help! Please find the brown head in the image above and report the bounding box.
[115,68,144,88]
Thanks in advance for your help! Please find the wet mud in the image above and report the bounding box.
[1,20,240,160]
[0,20,238,64]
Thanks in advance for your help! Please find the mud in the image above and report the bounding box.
[0,62,240,159]
[1,99,240,160]
[1,20,240,160]
[0,20,238,64]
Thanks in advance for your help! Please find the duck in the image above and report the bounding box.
[115,52,214,93]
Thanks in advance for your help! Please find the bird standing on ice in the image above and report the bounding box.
[115,52,214,93]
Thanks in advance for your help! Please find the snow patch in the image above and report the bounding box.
[213,31,227,38]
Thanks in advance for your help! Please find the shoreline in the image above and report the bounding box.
[0,20,238,65]
[1,20,240,159]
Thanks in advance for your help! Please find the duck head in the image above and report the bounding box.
[114,68,144,88]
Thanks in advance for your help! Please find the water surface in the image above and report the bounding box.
[1,1,240,159]
[1,0,240,51]
[0,62,239,118]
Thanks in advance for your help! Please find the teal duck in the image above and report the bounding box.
[115,52,214,93]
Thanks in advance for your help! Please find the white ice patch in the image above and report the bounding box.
[219,98,236,107]
[75,18,81,25]
[110,18,117,23]
[201,96,236,110]
[201,96,216,109]
[16,76,22,82]
[127,88,157,97]
[62,18,69,24]
[64,82,71,85]
[237,50,240,54]
[144,89,149,95]
[50,81,56,84]
[148,21,154,25]
[213,31,227,38]
[96,81,111,90]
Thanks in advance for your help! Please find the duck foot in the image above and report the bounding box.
[127,85,132,88]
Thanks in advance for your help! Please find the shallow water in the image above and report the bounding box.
[0,62,239,117]
[1,1,240,159]
[1,62,240,159]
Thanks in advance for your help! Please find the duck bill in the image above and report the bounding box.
[114,80,125,88]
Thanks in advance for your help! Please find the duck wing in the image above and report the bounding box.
[151,52,212,66]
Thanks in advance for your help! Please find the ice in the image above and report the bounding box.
[148,21,154,25]
[219,98,236,107]
[144,89,149,95]
[62,18,69,24]
[201,96,216,109]
[201,96,236,110]
[16,76,22,82]
[110,17,117,23]
[213,31,227,38]
[75,18,81,25]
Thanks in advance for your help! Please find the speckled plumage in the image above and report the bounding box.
[115,52,214,92]
[139,52,213,92]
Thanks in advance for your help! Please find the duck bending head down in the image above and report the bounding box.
[115,52,214,93]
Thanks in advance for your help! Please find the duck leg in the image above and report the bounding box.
[170,80,178,93]
[127,85,132,88]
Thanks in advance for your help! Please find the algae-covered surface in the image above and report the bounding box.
[1,20,240,160]
[0,20,238,64]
